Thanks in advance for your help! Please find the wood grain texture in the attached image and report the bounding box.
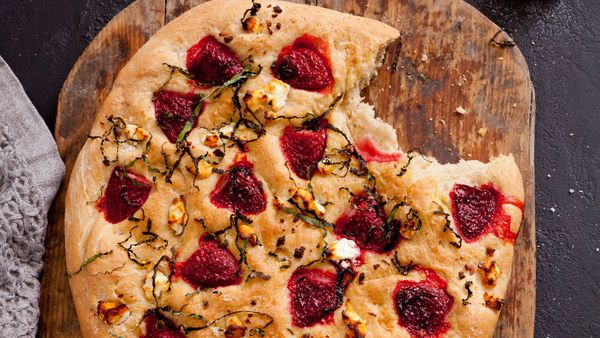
[38,1,165,337]
[39,0,535,337]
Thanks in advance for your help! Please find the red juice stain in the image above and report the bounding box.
[280,119,328,180]
[141,310,185,338]
[154,90,204,143]
[355,136,402,163]
[287,267,340,327]
[186,35,243,86]
[175,235,241,289]
[413,267,448,289]
[393,267,453,338]
[335,192,400,252]
[209,155,267,215]
[450,183,524,243]
[96,166,151,224]
[271,34,334,92]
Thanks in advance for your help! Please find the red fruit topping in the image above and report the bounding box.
[96,166,151,224]
[280,119,328,180]
[154,90,203,143]
[450,183,523,243]
[176,236,241,289]
[288,267,340,327]
[210,156,267,215]
[186,35,243,86]
[141,310,185,338]
[335,192,400,252]
[393,268,453,338]
[355,136,402,163]
[271,34,334,92]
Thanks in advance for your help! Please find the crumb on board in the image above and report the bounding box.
[477,128,488,137]
[455,106,467,115]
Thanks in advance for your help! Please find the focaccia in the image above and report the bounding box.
[65,1,525,337]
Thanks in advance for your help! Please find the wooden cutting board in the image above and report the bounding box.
[39,0,536,337]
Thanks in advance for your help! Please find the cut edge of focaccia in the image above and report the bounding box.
[336,99,525,338]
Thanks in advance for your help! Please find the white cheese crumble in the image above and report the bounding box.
[329,238,361,261]
[289,187,326,217]
[168,198,188,235]
[245,79,290,117]
[143,270,169,300]
[125,124,150,141]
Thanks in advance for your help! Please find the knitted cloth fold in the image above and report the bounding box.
[0,55,64,337]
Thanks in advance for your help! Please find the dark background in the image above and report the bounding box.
[0,0,598,336]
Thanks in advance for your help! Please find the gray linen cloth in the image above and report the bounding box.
[0,55,64,336]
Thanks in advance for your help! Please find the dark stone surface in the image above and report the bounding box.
[0,0,598,337]
[464,2,600,337]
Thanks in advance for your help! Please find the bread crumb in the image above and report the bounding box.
[477,128,488,137]
[421,53,429,63]
[440,119,446,126]
[455,106,467,115]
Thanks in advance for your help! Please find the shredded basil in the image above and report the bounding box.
[268,251,292,270]
[241,0,261,23]
[462,280,474,305]
[117,221,169,267]
[167,308,274,334]
[283,207,333,232]
[390,251,415,275]
[89,263,125,277]
[229,212,271,281]
[175,62,262,144]
[433,202,463,248]
[67,250,113,278]
[396,152,414,177]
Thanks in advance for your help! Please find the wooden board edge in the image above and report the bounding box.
[39,1,166,337]
[55,0,140,152]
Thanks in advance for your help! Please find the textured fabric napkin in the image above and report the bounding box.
[0,55,64,336]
